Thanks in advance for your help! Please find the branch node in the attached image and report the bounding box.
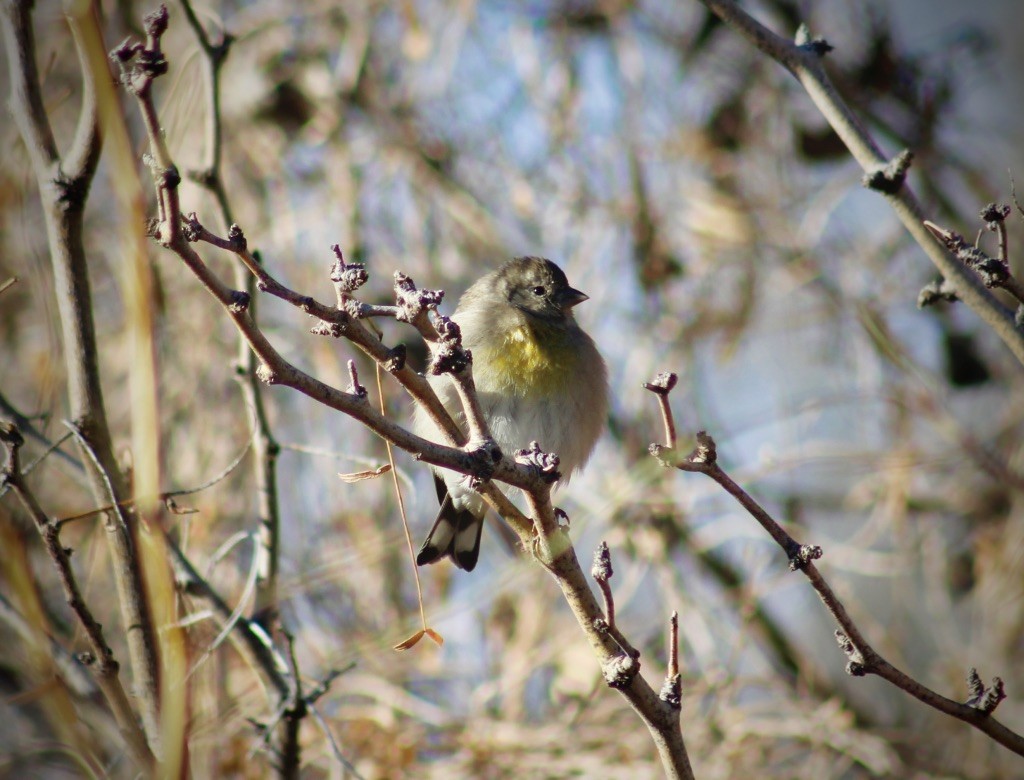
[110,8,170,95]
[143,5,170,39]
[862,149,913,194]
[981,203,1011,227]
[341,297,364,319]
[182,212,202,242]
[428,316,472,375]
[383,344,407,373]
[161,165,181,190]
[643,371,678,396]
[917,277,959,308]
[227,223,247,251]
[110,38,142,64]
[788,544,823,571]
[310,320,346,338]
[394,271,443,325]
[591,540,613,582]
[228,290,250,313]
[602,653,640,689]
[835,630,867,676]
[659,674,682,710]
[187,167,217,189]
[0,420,26,451]
[925,221,1011,289]
[514,441,561,483]
[329,245,368,293]
[256,363,277,384]
[463,439,500,484]
[795,24,833,56]
[965,668,1006,714]
[688,427,720,464]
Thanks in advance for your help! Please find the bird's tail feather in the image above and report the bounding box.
[416,491,485,571]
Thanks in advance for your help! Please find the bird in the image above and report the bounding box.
[413,256,608,571]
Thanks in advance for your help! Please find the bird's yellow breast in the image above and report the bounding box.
[478,324,580,396]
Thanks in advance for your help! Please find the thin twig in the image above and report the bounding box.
[184,533,262,684]
[925,220,1024,306]
[659,611,682,710]
[647,381,1024,757]
[643,372,678,449]
[307,703,367,780]
[54,440,252,528]
[0,423,156,773]
[167,537,290,699]
[0,428,78,501]
[696,0,1024,365]
[668,611,679,680]
[590,542,640,659]
[165,441,252,498]
[0,391,84,475]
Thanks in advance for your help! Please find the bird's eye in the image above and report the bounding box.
[532,285,546,296]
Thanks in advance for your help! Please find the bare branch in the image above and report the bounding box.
[0,422,156,773]
[659,611,682,710]
[643,372,679,449]
[925,220,1024,306]
[647,377,1024,758]
[591,541,640,660]
[2,0,162,746]
[114,9,697,776]
[695,0,1024,365]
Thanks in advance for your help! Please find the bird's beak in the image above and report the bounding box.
[558,286,589,310]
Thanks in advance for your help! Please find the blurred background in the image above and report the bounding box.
[2,0,1024,776]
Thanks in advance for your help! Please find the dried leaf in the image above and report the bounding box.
[337,464,391,483]
[393,629,424,651]
[393,627,444,651]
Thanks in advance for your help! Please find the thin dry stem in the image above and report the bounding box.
[376,362,432,637]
